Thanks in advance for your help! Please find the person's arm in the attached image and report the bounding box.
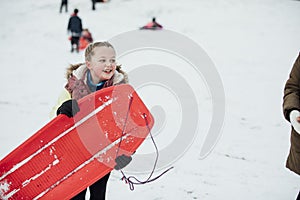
[283,53,300,122]
[79,19,83,34]
[49,89,72,119]
[155,22,163,28]
[67,18,71,32]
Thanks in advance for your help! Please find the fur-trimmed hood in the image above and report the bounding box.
[67,64,128,85]
[65,64,129,100]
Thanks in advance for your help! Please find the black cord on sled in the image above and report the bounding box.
[119,111,174,190]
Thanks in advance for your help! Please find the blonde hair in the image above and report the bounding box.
[85,41,115,62]
[66,41,124,79]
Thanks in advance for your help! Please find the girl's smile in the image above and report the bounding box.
[86,46,116,84]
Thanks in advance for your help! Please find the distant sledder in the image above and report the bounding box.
[92,0,110,10]
[140,17,163,30]
[67,8,82,53]
[79,28,93,50]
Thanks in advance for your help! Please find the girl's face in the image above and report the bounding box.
[86,46,116,84]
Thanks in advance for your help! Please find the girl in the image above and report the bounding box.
[51,41,128,199]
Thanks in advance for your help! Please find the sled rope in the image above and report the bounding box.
[117,98,173,190]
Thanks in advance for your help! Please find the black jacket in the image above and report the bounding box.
[67,15,82,36]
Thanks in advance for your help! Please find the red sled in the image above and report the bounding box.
[0,84,154,199]
[78,37,90,51]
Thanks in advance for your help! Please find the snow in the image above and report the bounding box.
[0,0,300,199]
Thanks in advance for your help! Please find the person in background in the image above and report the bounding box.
[82,29,93,43]
[79,29,94,51]
[140,17,163,30]
[92,0,96,10]
[51,41,129,199]
[282,52,300,200]
[91,0,110,11]
[59,0,68,13]
[67,9,83,53]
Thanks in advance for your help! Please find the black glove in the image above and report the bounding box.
[56,99,80,118]
[114,154,132,170]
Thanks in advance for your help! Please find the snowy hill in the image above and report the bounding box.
[0,0,300,199]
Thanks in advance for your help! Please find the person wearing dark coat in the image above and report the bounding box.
[67,9,83,53]
[59,0,68,13]
[282,52,300,199]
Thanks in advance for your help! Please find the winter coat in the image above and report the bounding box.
[50,64,128,118]
[283,52,300,175]
[67,14,82,37]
